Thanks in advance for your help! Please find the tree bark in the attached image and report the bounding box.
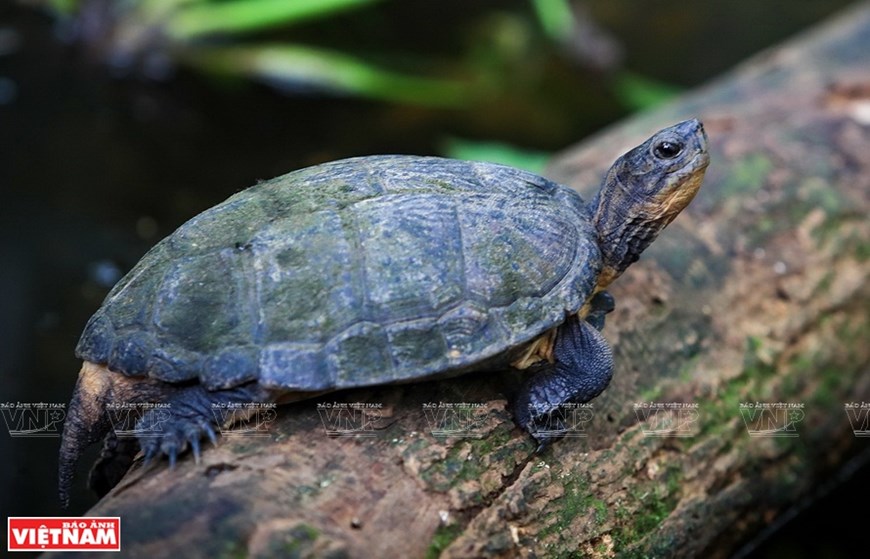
[49,3,870,558]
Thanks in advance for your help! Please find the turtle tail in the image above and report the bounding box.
[59,362,113,507]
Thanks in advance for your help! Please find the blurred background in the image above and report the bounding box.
[0,0,865,556]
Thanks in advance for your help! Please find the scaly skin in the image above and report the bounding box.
[589,119,708,287]
[58,362,276,506]
[59,121,708,504]
[513,119,709,445]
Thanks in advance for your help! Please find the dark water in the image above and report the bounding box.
[0,0,865,556]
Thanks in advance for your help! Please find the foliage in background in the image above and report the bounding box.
[442,137,551,174]
[37,0,680,165]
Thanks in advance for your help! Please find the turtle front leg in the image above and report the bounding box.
[585,290,615,332]
[136,382,275,467]
[514,315,614,449]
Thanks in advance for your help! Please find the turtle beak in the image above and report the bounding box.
[674,119,710,169]
[59,362,112,507]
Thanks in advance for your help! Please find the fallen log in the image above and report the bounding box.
[50,3,870,558]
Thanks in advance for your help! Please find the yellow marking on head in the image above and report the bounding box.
[645,170,705,223]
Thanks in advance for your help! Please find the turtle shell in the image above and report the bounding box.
[76,156,602,391]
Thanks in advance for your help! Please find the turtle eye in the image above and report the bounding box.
[653,140,683,159]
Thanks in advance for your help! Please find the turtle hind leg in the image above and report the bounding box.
[136,382,275,467]
[88,433,140,497]
[514,315,614,448]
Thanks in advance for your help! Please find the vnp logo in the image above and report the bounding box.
[524,403,594,440]
[423,402,489,438]
[844,402,870,437]
[739,402,805,438]
[1,403,65,438]
[317,402,384,437]
[633,403,700,437]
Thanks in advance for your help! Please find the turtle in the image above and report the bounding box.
[59,119,709,505]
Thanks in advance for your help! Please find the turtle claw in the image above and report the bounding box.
[141,443,159,472]
[185,418,213,463]
[135,406,216,470]
[143,448,154,465]
[124,383,270,475]
[190,436,202,464]
[203,423,218,447]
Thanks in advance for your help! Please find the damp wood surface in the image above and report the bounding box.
[47,3,870,558]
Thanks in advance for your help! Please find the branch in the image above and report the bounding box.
[51,3,870,558]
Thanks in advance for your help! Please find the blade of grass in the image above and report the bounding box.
[442,137,551,174]
[530,0,575,42]
[47,0,79,15]
[614,71,682,111]
[185,44,472,107]
[167,0,385,40]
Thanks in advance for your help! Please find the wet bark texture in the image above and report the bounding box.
[49,3,870,558]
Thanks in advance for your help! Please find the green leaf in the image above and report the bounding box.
[530,0,575,42]
[614,71,681,111]
[47,0,81,15]
[185,44,472,107]
[441,137,551,174]
[168,0,385,39]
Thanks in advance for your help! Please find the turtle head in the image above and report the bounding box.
[588,119,709,288]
